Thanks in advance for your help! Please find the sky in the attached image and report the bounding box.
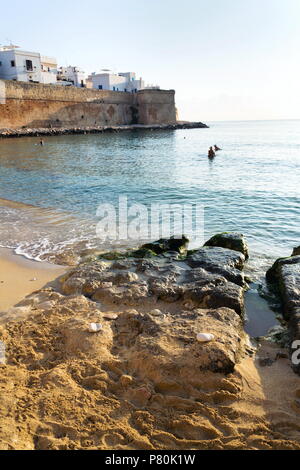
[1,0,300,121]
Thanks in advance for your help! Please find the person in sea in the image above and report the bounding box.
[40,139,44,146]
[214,145,222,151]
[208,146,216,158]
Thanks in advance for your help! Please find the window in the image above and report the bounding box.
[124,88,127,93]
[0,61,2,66]
[26,60,33,71]
[98,85,103,90]
[11,60,15,67]
[113,86,116,91]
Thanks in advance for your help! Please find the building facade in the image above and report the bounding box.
[0,46,57,84]
[88,71,145,92]
[57,66,86,87]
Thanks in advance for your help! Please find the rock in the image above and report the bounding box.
[266,254,300,374]
[292,246,300,257]
[266,255,300,318]
[187,246,246,272]
[184,280,244,316]
[141,235,189,256]
[127,248,158,259]
[204,232,249,259]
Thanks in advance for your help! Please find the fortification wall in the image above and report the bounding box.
[0,81,135,128]
[0,81,177,129]
[137,89,177,125]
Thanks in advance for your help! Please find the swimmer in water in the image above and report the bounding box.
[208,147,216,158]
[40,139,44,146]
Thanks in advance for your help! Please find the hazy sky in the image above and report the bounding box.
[1,0,299,121]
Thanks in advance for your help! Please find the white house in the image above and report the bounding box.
[40,56,58,84]
[57,66,86,87]
[0,45,57,84]
[88,71,145,92]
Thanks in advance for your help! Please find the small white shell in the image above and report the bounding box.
[103,313,118,320]
[88,322,103,333]
[197,333,215,343]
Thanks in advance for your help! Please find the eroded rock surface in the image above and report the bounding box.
[267,252,300,374]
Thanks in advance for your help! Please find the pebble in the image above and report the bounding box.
[149,309,163,317]
[197,333,215,343]
[88,322,103,333]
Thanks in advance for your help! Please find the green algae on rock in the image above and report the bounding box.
[204,232,249,259]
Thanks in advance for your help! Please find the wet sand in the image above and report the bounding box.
[0,248,67,312]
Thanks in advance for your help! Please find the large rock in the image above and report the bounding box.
[266,253,300,374]
[204,233,249,259]
[141,235,189,256]
[292,246,300,257]
[187,246,246,273]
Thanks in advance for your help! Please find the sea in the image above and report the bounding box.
[0,120,299,335]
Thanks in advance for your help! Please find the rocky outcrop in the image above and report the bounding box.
[58,236,247,374]
[267,251,300,374]
[204,233,249,259]
[0,122,209,139]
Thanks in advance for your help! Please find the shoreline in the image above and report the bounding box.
[0,122,209,139]
[0,248,67,313]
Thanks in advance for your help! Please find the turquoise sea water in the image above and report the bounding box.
[0,120,299,265]
[0,120,299,334]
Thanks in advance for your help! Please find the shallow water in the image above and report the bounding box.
[0,120,299,333]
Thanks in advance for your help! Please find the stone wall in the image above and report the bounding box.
[0,81,177,129]
[137,89,176,125]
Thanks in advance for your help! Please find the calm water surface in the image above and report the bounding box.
[0,120,299,333]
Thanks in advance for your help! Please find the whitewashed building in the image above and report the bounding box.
[88,71,145,92]
[0,45,57,84]
[57,66,86,87]
[40,56,58,84]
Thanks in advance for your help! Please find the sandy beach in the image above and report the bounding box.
[0,248,67,312]
[0,238,300,450]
